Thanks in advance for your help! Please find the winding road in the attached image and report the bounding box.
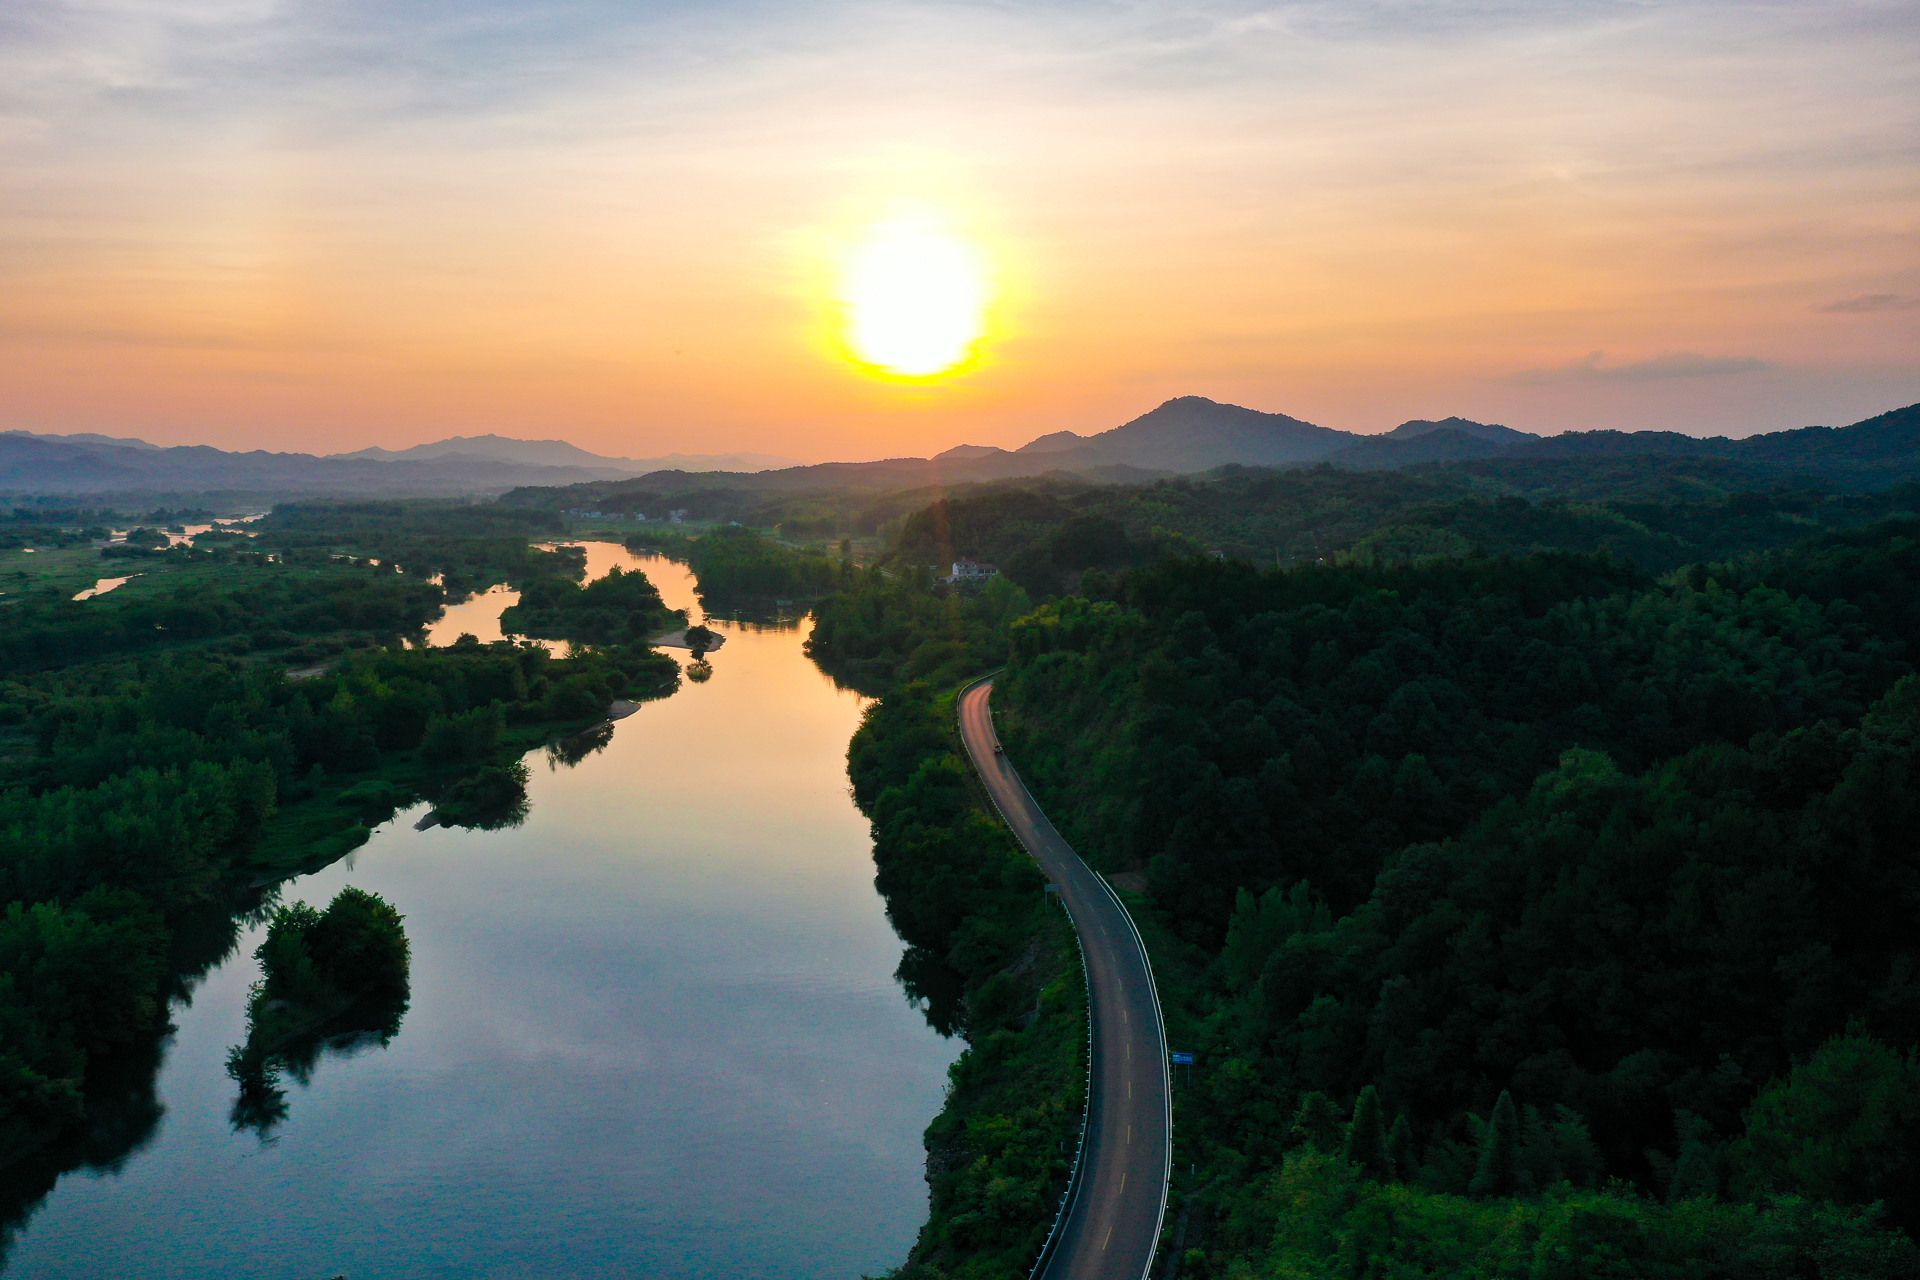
[957,676,1170,1280]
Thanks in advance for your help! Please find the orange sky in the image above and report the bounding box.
[1,1,1915,460]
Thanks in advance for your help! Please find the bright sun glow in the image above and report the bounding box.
[840,217,987,378]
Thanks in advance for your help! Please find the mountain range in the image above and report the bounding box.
[330,434,798,473]
[603,397,1920,495]
[5,398,1918,499]
[0,431,801,497]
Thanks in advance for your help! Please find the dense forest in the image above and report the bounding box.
[499,563,682,644]
[809,492,1920,1275]
[883,473,1920,591]
[252,500,571,599]
[995,531,1920,1257]
[0,504,682,1247]
[625,524,843,599]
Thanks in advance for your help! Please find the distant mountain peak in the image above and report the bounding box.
[934,444,1009,460]
[8,429,162,451]
[1384,417,1537,445]
[1001,397,1345,471]
[329,435,802,473]
[1017,430,1089,455]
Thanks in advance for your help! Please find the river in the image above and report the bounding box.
[3,548,955,1278]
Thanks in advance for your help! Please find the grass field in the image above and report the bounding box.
[1,544,388,608]
[0,543,128,598]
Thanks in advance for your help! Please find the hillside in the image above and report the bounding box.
[0,431,788,499]
[12,399,1919,505]
[331,434,798,473]
[567,399,1920,499]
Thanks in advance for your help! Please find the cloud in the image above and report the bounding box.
[1510,352,1776,385]
[1819,294,1920,313]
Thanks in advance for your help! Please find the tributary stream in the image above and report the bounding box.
[4,549,957,1278]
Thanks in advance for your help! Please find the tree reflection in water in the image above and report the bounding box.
[547,720,614,768]
[227,992,409,1140]
[225,889,411,1140]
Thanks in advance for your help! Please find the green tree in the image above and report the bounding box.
[1345,1085,1392,1180]
[1386,1114,1417,1182]
[1470,1091,1522,1198]
[1292,1091,1345,1153]
[1735,1031,1920,1231]
[306,886,409,995]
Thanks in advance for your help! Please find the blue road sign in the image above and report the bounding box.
[1170,1052,1195,1066]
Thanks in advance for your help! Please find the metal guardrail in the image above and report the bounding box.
[1026,902,1094,1280]
[1088,863,1173,1280]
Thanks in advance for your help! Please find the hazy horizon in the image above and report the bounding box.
[11,390,1920,471]
[3,1,1915,458]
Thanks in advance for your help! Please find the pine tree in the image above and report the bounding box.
[1345,1085,1392,1180]
[1470,1090,1522,1198]
[1291,1091,1345,1153]
[1386,1114,1418,1182]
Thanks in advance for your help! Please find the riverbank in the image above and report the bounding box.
[2,550,955,1280]
[248,644,681,879]
[845,680,1087,1277]
[651,627,727,651]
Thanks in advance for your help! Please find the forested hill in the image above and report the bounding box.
[999,524,1920,1262]
[877,471,1920,596]
[496,399,1920,508]
[810,509,1920,1276]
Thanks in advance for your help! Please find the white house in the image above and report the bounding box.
[939,558,998,584]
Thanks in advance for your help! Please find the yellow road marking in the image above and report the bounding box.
[1103,1228,1113,1250]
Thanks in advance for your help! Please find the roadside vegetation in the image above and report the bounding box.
[800,484,1920,1275]
[850,684,1086,1278]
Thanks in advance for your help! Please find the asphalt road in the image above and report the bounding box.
[957,677,1170,1280]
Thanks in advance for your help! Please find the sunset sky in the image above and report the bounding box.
[2,0,1916,461]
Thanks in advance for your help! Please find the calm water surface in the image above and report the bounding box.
[6,550,955,1278]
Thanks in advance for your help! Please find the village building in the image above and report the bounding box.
[938,558,998,584]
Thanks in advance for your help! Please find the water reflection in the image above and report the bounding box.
[1,552,954,1280]
[423,582,522,646]
[225,888,413,1141]
[72,574,139,600]
[425,760,532,830]
[700,598,810,630]
[227,992,409,1141]
[546,721,615,769]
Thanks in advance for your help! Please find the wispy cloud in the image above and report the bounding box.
[0,0,1914,451]
[1510,352,1776,385]
[1819,294,1920,313]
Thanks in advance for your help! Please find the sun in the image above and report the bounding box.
[838,215,987,379]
